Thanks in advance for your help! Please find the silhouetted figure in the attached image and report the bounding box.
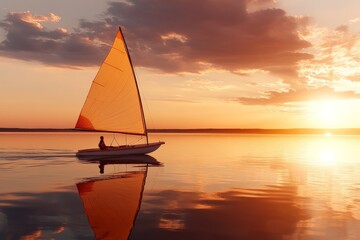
[98,136,107,150]
[99,162,105,174]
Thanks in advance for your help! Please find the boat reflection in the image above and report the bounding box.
[77,154,162,174]
[76,155,161,239]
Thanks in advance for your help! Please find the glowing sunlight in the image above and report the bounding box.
[319,150,336,166]
[305,99,350,127]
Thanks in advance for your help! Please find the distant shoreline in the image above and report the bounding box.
[150,128,360,135]
[1,128,360,135]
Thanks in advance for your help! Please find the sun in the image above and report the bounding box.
[305,99,348,128]
[315,100,336,116]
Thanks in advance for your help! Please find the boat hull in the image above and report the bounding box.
[76,141,164,157]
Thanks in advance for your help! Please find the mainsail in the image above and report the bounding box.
[77,171,147,239]
[75,27,146,135]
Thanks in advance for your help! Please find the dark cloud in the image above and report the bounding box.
[104,0,312,76]
[237,86,360,105]
[0,0,311,75]
[0,11,107,67]
[335,25,349,33]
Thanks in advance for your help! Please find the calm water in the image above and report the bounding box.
[1,133,360,239]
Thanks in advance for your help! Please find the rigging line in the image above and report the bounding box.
[119,27,148,144]
[128,135,144,145]
[110,133,120,146]
[136,78,160,141]
[110,133,115,146]
[113,135,120,146]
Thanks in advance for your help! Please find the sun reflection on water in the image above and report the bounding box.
[318,150,336,166]
[324,132,332,137]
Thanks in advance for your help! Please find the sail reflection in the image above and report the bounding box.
[76,155,161,240]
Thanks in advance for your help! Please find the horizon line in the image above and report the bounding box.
[1,127,360,135]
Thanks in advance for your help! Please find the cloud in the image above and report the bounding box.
[236,23,360,106]
[0,0,311,75]
[0,11,108,67]
[237,86,360,105]
[298,24,360,86]
[102,0,312,76]
[7,11,61,29]
[347,75,360,82]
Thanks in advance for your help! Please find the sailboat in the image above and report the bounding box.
[76,160,152,239]
[75,27,164,157]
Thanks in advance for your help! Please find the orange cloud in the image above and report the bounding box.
[237,86,360,105]
[237,20,360,106]
[10,11,60,29]
[298,24,360,87]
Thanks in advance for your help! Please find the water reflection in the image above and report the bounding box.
[0,154,162,240]
[77,154,162,174]
[77,170,146,239]
[131,185,306,240]
[76,155,162,239]
[0,186,93,239]
[2,133,360,239]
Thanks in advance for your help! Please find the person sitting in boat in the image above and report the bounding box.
[98,136,108,150]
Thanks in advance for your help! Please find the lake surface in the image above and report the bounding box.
[1,133,360,239]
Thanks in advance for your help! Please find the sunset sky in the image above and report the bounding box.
[0,0,359,129]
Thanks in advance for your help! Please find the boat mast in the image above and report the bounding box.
[119,26,149,144]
